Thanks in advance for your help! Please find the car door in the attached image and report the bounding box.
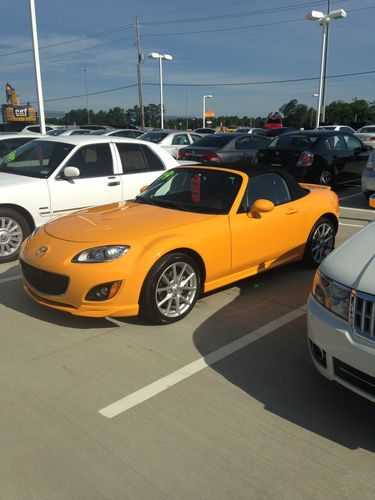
[233,136,257,164]
[115,142,167,199]
[48,142,122,217]
[229,172,306,273]
[342,133,370,182]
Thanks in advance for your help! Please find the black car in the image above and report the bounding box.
[256,130,370,186]
[178,133,271,166]
[262,127,298,140]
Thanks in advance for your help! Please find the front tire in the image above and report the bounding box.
[140,252,201,324]
[0,209,31,263]
[303,217,335,268]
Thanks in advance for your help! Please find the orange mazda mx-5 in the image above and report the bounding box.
[20,165,339,323]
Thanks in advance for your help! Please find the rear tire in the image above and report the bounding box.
[0,209,31,263]
[303,217,335,268]
[140,252,201,324]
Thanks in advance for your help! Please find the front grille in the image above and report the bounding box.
[20,259,69,295]
[333,358,375,397]
[349,291,375,341]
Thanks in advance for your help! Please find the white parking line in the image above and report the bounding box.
[339,222,366,228]
[0,275,22,284]
[340,206,374,213]
[99,306,307,419]
[339,193,362,201]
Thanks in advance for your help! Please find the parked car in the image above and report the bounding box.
[362,149,375,199]
[0,135,179,263]
[21,124,61,134]
[138,130,203,159]
[262,127,298,140]
[90,128,144,139]
[193,128,216,135]
[257,130,370,186]
[235,127,267,135]
[0,133,36,159]
[178,133,271,165]
[47,128,93,136]
[315,125,356,134]
[19,165,339,323]
[308,222,375,402]
[355,125,375,149]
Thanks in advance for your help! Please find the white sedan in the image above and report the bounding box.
[307,223,375,401]
[138,130,203,158]
[0,135,179,262]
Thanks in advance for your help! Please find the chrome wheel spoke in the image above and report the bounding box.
[0,216,23,257]
[311,223,334,263]
[155,261,198,318]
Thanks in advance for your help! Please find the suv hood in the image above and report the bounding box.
[320,222,375,294]
[44,200,214,243]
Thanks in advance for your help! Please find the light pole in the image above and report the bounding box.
[306,8,347,128]
[312,93,319,127]
[83,67,90,125]
[148,52,173,129]
[202,95,212,128]
[29,0,46,134]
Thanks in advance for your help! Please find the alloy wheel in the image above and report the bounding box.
[155,261,198,319]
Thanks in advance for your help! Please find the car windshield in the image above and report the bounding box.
[269,134,320,149]
[358,127,375,133]
[135,167,243,214]
[190,135,233,147]
[46,129,68,136]
[139,132,168,143]
[0,140,75,178]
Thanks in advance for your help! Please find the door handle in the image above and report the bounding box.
[108,181,120,186]
[285,207,298,215]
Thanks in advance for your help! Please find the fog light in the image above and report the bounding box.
[309,339,327,368]
[85,281,122,301]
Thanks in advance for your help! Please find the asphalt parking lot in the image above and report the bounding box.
[1,184,375,499]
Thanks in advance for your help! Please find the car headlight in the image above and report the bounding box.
[72,245,130,263]
[312,270,351,320]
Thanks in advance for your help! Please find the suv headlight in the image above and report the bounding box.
[73,245,130,263]
[312,270,351,320]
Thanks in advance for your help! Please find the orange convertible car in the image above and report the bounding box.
[20,165,339,323]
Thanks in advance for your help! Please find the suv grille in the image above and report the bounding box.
[20,259,69,295]
[350,291,375,341]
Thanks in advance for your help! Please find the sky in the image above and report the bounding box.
[0,0,374,122]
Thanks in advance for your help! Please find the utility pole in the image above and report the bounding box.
[321,0,331,124]
[135,17,145,128]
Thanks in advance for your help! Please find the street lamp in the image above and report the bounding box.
[83,67,90,125]
[203,94,213,128]
[148,52,173,129]
[306,8,347,128]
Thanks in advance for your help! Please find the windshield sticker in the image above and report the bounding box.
[160,170,175,181]
[3,151,16,163]
[191,174,201,202]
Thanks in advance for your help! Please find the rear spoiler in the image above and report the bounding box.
[299,182,331,190]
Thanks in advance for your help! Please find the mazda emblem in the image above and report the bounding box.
[36,246,48,257]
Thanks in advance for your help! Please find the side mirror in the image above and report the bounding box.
[139,185,149,193]
[248,199,275,218]
[369,194,375,209]
[63,166,80,178]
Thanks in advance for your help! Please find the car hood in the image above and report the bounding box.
[320,222,375,294]
[0,171,43,188]
[44,200,214,243]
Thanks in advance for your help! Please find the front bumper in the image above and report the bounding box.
[307,294,375,402]
[19,237,151,318]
